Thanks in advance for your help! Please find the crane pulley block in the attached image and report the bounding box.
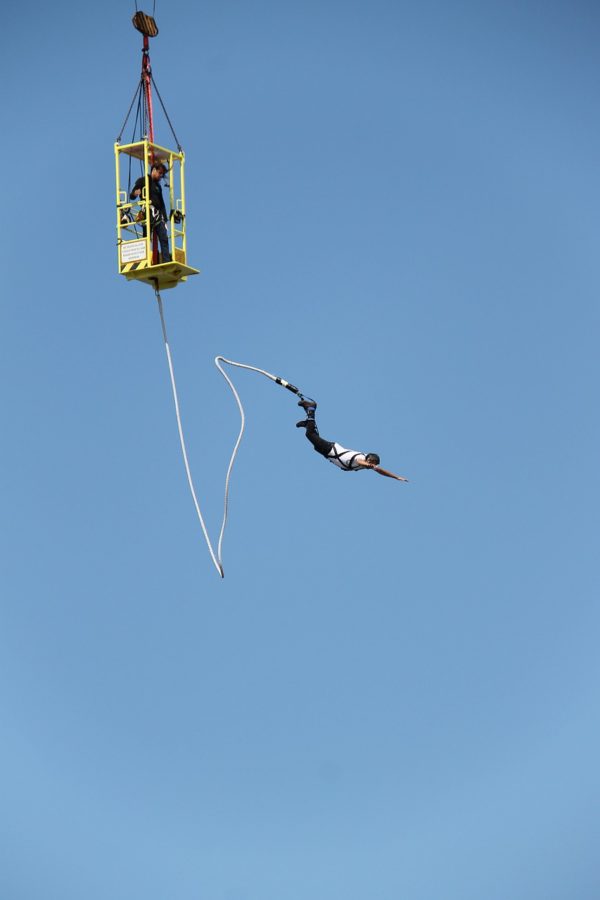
[132,11,158,38]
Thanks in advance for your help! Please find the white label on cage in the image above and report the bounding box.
[121,240,147,263]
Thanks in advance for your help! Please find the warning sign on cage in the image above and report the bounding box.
[121,240,147,263]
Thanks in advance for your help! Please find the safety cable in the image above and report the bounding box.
[127,87,144,197]
[155,293,311,578]
[150,74,183,150]
[116,80,143,143]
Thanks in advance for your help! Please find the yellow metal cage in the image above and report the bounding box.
[115,139,199,291]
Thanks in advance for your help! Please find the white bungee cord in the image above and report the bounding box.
[155,290,307,578]
[156,290,224,577]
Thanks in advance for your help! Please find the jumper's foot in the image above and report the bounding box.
[298,399,317,412]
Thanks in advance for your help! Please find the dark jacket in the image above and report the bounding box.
[130,175,168,221]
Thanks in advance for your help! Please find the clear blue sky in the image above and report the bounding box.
[2,1,600,897]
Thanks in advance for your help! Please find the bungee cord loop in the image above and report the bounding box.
[155,292,311,578]
[213,358,314,567]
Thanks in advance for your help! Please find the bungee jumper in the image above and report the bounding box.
[296,400,408,481]
[212,358,411,575]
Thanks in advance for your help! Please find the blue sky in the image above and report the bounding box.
[2,1,600,897]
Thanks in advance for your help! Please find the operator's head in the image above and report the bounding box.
[365,453,380,466]
[151,162,168,179]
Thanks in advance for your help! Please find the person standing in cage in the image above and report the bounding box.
[129,161,172,262]
[296,399,408,481]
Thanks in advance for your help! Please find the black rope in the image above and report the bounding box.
[128,83,145,196]
[116,79,144,142]
[151,74,183,151]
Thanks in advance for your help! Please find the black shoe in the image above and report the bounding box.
[296,419,308,428]
[298,398,317,412]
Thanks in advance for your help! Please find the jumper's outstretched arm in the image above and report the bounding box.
[373,465,408,481]
[357,459,408,481]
